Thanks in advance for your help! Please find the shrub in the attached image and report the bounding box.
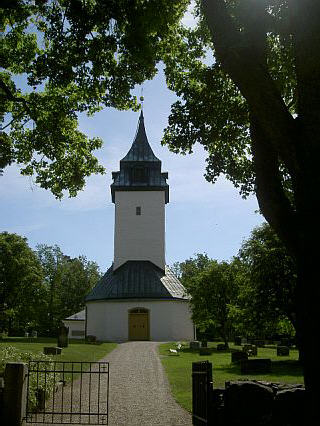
[0,346,55,411]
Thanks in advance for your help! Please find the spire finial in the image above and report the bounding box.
[140,86,144,117]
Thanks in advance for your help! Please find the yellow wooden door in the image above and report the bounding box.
[129,313,149,340]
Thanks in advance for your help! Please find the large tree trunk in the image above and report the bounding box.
[295,251,319,423]
[202,1,320,423]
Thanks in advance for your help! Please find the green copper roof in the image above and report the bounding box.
[110,112,169,203]
[85,261,188,302]
[121,112,160,162]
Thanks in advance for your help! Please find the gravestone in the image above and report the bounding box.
[277,345,290,356]
[234,336,242,346]
[31,330,37,338]
[43,347,62,355]
[190,341,200,350]
[217,343,227,351]
[241,337,247,344]
[280,338,290,347]
[57,325,69,348]
[201,340,208,348]
[231,351,248,363]
[240,358,271,374]
[199,347,212,356]
[242,344,258,356]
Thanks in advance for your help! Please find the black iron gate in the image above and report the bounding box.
[26,361,109,425]
[192,361,213,426]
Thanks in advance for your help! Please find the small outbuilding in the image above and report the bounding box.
[63,310,86,339]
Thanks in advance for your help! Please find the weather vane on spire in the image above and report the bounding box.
[140,86,144,112]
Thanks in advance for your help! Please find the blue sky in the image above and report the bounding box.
[0,66,264,272]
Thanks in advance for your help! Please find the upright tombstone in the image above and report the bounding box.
[234,336,242,346]
[57,324,69,348]
[190,341,200,350]
[277,346,290,356]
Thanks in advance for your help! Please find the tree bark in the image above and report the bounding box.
[201,1,320,422]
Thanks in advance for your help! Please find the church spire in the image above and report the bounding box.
[120,111,160,162]
[111,112,169,204]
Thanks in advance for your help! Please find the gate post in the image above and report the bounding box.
[4,362,28,426]
[192,361,213,425]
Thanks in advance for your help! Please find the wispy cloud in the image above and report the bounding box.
[2,223,45,235]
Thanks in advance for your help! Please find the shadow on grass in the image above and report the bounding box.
[216,359,302,378]
[0,337,104,346]
[181,347,231,354]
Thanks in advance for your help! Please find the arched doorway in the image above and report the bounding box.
[128,308,149,340]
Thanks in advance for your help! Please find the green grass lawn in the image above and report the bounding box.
[0,337,117,373]
[158,342,304,413]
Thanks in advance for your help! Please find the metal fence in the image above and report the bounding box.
[26,361,109,425]
[192,361,213,426]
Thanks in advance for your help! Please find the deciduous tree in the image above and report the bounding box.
[162,1,319,414]
[178,255,237,347]
[0,232,44,333]
[230,223,297,339]
[1,0,188,197]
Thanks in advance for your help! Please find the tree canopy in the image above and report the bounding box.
[182,259,237,347]
[230,223,297,339]
[36,243,101,334]
[3,0,320,410]
[1,0,188,197]
[162,1,319,408]
[0,232,44,332]
[0,233,100,335]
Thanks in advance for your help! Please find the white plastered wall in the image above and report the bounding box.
[114,191,165,270]
[86,299,194,341]
[62,320,85,339]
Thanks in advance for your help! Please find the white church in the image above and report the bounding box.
[66,113,194,341]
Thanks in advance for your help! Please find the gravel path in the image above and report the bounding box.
[105,341,192,425]
[29,341,192,426]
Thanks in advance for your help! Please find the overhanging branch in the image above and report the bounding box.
[250,114,298,255]
[0,79,33,118]
[201,0,299,178]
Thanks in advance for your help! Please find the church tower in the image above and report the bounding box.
[111,111,169,271]
[85,112,194,342]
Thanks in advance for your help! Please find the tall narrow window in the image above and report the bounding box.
[136,206,141,215]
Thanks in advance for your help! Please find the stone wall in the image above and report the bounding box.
[210,380,306,426]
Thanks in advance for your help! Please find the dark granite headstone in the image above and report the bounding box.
[201,340,207,348]
[199,347,212,356]
[57,325,69,347]
[189,341,200,350]
[240,358,271,374]
[277,345,290,356]
[216,343,228,351]
[280,338,290,347]
[231,351,248,363]
[43,347,62,355]
[234,336,242,346]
